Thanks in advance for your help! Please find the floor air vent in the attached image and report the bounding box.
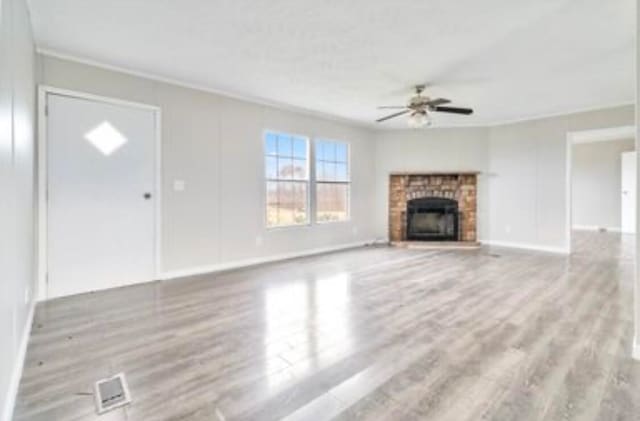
[94,373,131,414]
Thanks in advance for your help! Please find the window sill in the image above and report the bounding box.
[315,218,351,225]
[265,222,312,232]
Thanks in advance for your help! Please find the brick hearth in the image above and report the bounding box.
[389,172,478,242]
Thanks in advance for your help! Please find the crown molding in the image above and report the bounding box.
[37,47,377,131]
[37,47,634,131]
[484,102,635,128]
[568,125,636,144]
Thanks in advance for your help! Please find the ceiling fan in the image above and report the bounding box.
[376,85,473,127]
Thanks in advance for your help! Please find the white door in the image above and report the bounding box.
[621,151,636,234]
[47,93,158,298]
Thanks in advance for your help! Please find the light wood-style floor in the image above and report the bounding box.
[15,231,640,421]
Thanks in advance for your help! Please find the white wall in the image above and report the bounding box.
[0,0,36,418]
[571,138,635,230]
[37,55,378,275]
[373,127,490,239]
[487,106,634,252]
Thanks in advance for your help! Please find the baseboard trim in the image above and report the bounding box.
[481,240,569,254]
[2,301,36,421]
[572,225,622,232]
[161,240,374,280]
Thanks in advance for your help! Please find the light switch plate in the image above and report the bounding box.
[173,179,186,192]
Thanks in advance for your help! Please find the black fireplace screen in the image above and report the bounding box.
[406,197,459,241]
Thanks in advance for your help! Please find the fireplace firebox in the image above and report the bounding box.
[406,197,459,241]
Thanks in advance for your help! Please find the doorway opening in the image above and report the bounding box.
[566,125,636,253]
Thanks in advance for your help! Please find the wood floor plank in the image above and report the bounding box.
[14,231,640,420]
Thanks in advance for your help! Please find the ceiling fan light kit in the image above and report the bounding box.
[376,85,473,128]
[408,111,431,128]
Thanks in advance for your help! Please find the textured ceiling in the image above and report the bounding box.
[28,0,635,128]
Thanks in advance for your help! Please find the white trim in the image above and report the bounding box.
[566,132,573,254]
[154,110,163,276]
[481,239,570,254]
[161,240,373,280]
[262,129,312,229]
[37,87,47,300]
[1,301,35,421]
[37,48,374,130]
[313,138,352,224]
[634,336,640,361]
[39,85,160,112]
[572,225,622,232]
[481,103,635,128]
[634,2,640,364]
[37,86,162,301]
[570,125,636,144]
[37,48,634,130]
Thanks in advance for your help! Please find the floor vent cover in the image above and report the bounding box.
[94,373,131,414]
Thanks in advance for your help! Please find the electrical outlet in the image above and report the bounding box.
[505,225,511,234]
[352,226,359,235]
[24,287,30,305]
[255,236,263,247]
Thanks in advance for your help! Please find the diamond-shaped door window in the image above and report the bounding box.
[84,121,128,156]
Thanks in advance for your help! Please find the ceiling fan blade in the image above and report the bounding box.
[377,106,407,109]
[433,106,473,115]
[376,110,410,122]
[426,98,451,106]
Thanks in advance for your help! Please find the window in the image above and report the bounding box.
[265,132,309,227]
[315,139,350,222]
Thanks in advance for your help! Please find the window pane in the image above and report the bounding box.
[265,133,278,156]
[336,143,348,163]
[265,132,310,228]
[266,181,279,227]
[292,159,307,179]
[293,137,307,159]
[278,182,294,226]
[323,141,336,162]
[278,157,293,179]
[271,182,307,226]
[292,182,308,224]
[265,156,277,179]
[315,161,323,181]
[323,162,337,182]
[277,135,292,156]
[315,141,325,161]
[316,183,349,222]
[336,162,348,182]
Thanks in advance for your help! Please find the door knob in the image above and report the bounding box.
[144,193,152,199]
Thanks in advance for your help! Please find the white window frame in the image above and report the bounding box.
[314,139,351,224]
[263,130,311,229]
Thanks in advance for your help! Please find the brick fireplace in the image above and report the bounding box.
[389,173,478,243]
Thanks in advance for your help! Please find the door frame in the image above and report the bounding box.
[621,151,637,234]
[37,85,162,301]
[565,124,636,254]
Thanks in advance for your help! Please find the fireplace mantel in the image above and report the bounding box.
[389,171,481,176]
[389,173,478,243]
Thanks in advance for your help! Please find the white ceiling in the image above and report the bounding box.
[28,0,635,128]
